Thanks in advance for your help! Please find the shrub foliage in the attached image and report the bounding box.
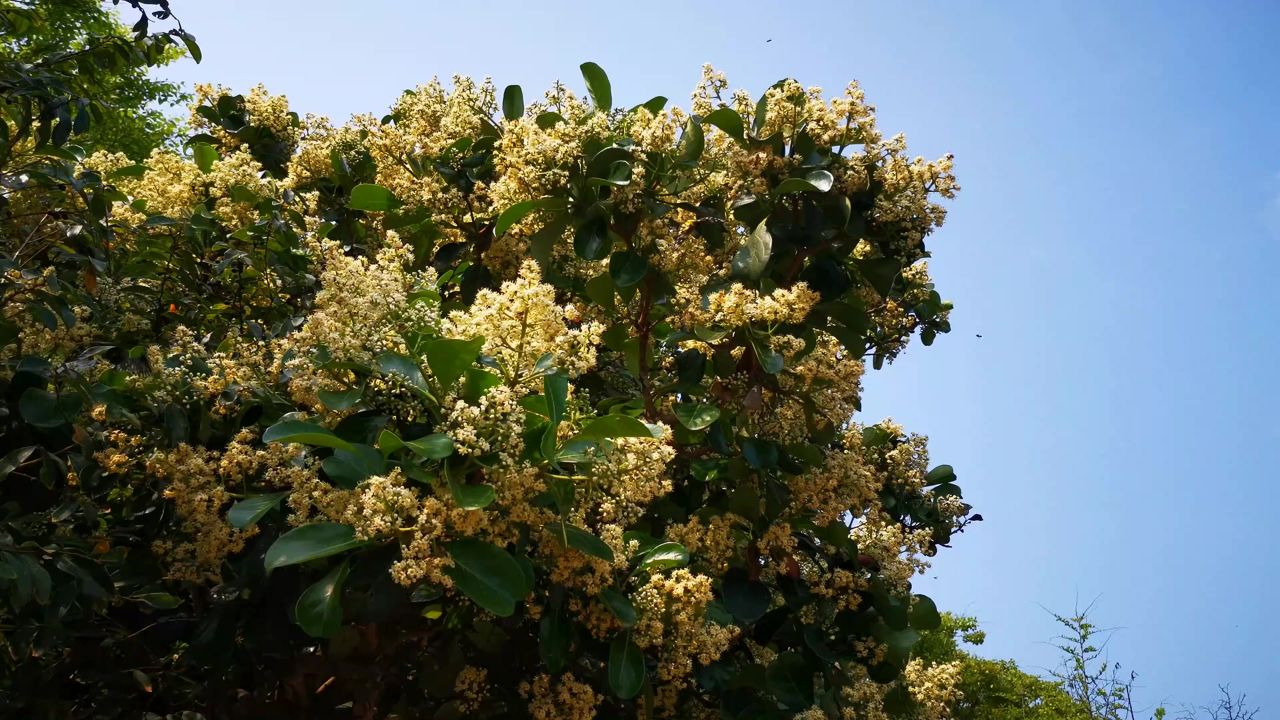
[1,9,973,716]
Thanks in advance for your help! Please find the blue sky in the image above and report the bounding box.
[156,0,1279,712]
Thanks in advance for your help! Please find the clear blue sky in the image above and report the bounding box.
[157,1,1279,712]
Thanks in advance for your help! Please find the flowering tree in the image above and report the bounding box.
[1,40,972,719]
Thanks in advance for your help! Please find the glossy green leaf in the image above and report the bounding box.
[192,142,217,173]
[404,433,454,460]
[265,523,364,572]
[423,337,484,391]
[377,429,404,455]
[445,539,527,617]
[450,481,497,510]
[535,111,565,129]
[548,522,614,562]
[608,634,645,699]
[262,420,354,451]
[923,464,957,486]
[579,61,612,112]
[722,568,770,622]
[608,251,648,288]
[636,95,667,114]
[910,594,942,631]
[377,351,430,393]
[775,169,834,195]
[495,197,563,236]
[227,492,288,529]
[574,219,611,261]
[680,118,704,163]
[543,369,568,461]
[731,220,772,280]
[0,446,36,481]
[348,183,402,211]
[600,588,637,626]
[322,444,386,488]
[703,107,745,141]
[502,84,524,121]
[767,652,814,710]
[539,604,572,673]
[178,30,202,63]
[638,541,689,571]
[18,388,81,428]
[317,385,362,411]
[855,257,900,298]
[578,413,652,440]
[674,402,720,431]
[295,559,350,638]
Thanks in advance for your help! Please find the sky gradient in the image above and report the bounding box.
[155,1,1280,712]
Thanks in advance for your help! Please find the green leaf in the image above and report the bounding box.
[192,142,218,173]
[752,337,785,374]
[775,169,835,195]
[539,604,572,673]
[463,367,502,403]
[585,272,616,313]
[227,492,289,529]
[295,559,350,638]
[178,30,202,63]
[378,429,405,455]
[535,111,565,129]
[133,592,181,609]
[741,437,779,469]
[703,107,745,141]
[377,352,430,393]
[265,523,364,572]
[578,413,652,440]
[722,568,770,622]
[731,221,772,280]
[638,541,688,571]
[674,402,720,431]
[608,634,645,699]
[608,251,648,288]
[445,539,527,617]
[0,446,36,481]
[574,219,611,261]
[317,385,363,411]
[18,388,81,428]
[543,370,569,461]
[910,594,942,631]
[600,588,637,626]
[502,84,524,121]
[548,522,614,562]
[767,652,814,710]
[680,118,704,163]
[579,61,613,112]
[923,464,957,486]
[263,420,354,451]
[423,337,484,392]
[348,183,402,211]
[450,481,496,510]
[636,96,667,114]
[322,444,386,488]
[404,433,454,460]
[855,257,900,298]
[495,197,563,237]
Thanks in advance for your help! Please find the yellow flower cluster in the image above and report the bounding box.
[519,672,600,720]
[453,666,490,713]
[633,568,739,686]
[191,83,300,155]
[903,659,964,719]
[442,259,603,386]
[680,281,821,330]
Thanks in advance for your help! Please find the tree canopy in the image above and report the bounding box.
[0,5,985,718]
